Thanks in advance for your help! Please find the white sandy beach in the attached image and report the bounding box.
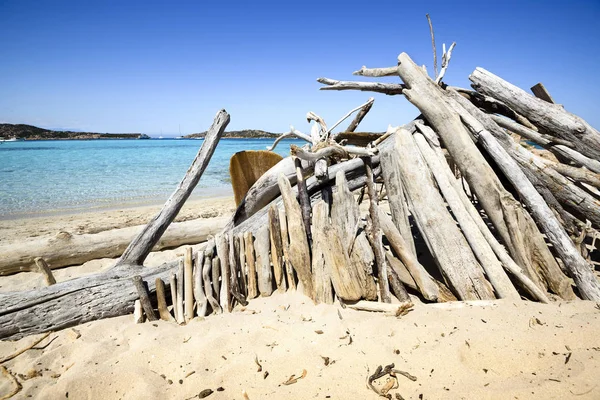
[1,196,599,399]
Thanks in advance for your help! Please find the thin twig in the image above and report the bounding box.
[266,128,313,152]
[426,14,438,78]
[328,98,375,136]
[0,366,22,400]
[0,332,51,364]
[435,42,456,84]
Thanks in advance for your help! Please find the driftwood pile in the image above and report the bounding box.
[2,45,600,339]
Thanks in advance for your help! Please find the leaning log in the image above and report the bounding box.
[469,67,600,161]
[254,225,273,297]
[269,205,286,291]
[311,200,334,304]
[117,110,230,267]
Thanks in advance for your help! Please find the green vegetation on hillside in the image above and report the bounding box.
[184,129,278,139]
[0,123,144,140]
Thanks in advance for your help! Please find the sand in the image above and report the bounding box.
[1,197,600,399]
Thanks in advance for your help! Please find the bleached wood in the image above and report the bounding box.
[415,121,550,303]
[426,13,438,78]
[169,273,178,321]
[117,110,230,267]
[385,252,418,292]
[203,240,221,314]
[382,127,494,300]
[530,82,555,103]
[435,42,456,84]
[318,78,405,95]
[237,233,247,297]
[133,300,143,324]
[176,260,185,324]
[491,114,600,175]
[269,205,286,291]
[0,216,229,276]
[156,278,174,322]
[132,275,157,322]
[353,65,398,77]
[413,131,519,299]
[470,67,600,161]
[311,201,334,304]
[331,170,378,301]
[228,234,247,307]
[279,208,296,291]
[343,300,413,314]
[396,52,553,295]
[243,231,258,299]
[266,128,313,152]
[290,143,376,161]
[254,225,273,297]
[378,208,451,302]
[277,174,314,300]
[193,251,207,318]
[294,157,313,244]
[184,247,194,322]
[449,90,600,300]
[216,234,231,312]
[326,97,374,135]
[34,257,56,286]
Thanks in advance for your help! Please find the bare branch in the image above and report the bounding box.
[353,66,398,77]
[328,98,375,135]
[290,143,376,162]
[426,13,438,78]
[317,78,405,95]
[435,42,456,84]
[266,127,313,152]
[306,112,328,142]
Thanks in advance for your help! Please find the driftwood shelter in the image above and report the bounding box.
[1,40,600,341]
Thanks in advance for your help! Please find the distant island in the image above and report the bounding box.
[0,123,148,140]
[184,129,278,139]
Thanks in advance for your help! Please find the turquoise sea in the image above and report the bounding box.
[0,138,301,219]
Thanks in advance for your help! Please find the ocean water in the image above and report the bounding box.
[0,138,301,219]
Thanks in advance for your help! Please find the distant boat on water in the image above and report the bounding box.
[137,134,151,140]
[0,137,24,142]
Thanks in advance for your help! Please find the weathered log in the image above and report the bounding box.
[117,110,230,267]
[237,233,247,297]
[490,114,600,175]
[216,234,231,312]
[363,157,392,303]
[345,97,375,133]
[34,257,56,286]
[342,300,413,315]
[0,216,229,276]
[294,157,313,244]
[530,82,555,104]
[330,170,378,301]
[396,52,553,294]
[254,225,273,297]
[133,300,143,324]
[278,174,315,300]
[184,247,194,322]
[469,68,600,161]
[211,252,221,303]
[170,272,179,321]
[228,233,248,307]
[382,126,494,300]
[413,131,520,300]
[155,278,174,322]
[318,78,405,95]
[387,265,411,302]
[414,121,550,303]
[243,231,258,299]
[385,252,418,292]
[203,240,221,314]
[132,275,158,322]
[279,207,296,291]
[311,201,334,304]
[378,128,416,257]
[449,90,599,300]
[193,251,207,318]
[176,259,185,324]
[378,208,452,302]
[269,205,286,291]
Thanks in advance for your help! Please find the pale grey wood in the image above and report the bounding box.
[413,131,520,300]
[397,52,551,294]
[237,233,247,297]
[193,251,207,318]
[203,240,221,314]
[34,257,56,286]
[133,300,143,324]
[176,259,185,324]
[342,300,413,314]
[279,208,296,291]
[184,247,194,322]
[382,126,495,300]
[470,68,600,161]
[228,233,247,307]
[269,205,286,291]
[294,157,312,243]
[415,122,550,303]
[331,170,378,301]
[132,275,157,322]
[385,252,418,292]
[216,234,231,312]
[169,272,178,321]
[345,97,374,133]
[254,225,273,297]
[156,278,174,322]
[378,131,417,257]
[0,216,228,276]
[311,201,334,304]
[353,66,398,77]
[449,90,600,300]
[243,231,258,299]
[378,208,453,302]
[318,78,405,95]
[530,82,555,103]
[277,174,314,300]
[118,110,230,267]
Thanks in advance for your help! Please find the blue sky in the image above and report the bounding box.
[1,0,599,136]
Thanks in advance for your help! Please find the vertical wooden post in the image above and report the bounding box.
[156,278,175,322]
[244,231,258,299]
[176,259,185,324]
[132,275,158,321]
[269,205,286,291]
[184,247,194,322]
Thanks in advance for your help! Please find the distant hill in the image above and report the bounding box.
[184,129,278,139]
[0,123,144,140]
